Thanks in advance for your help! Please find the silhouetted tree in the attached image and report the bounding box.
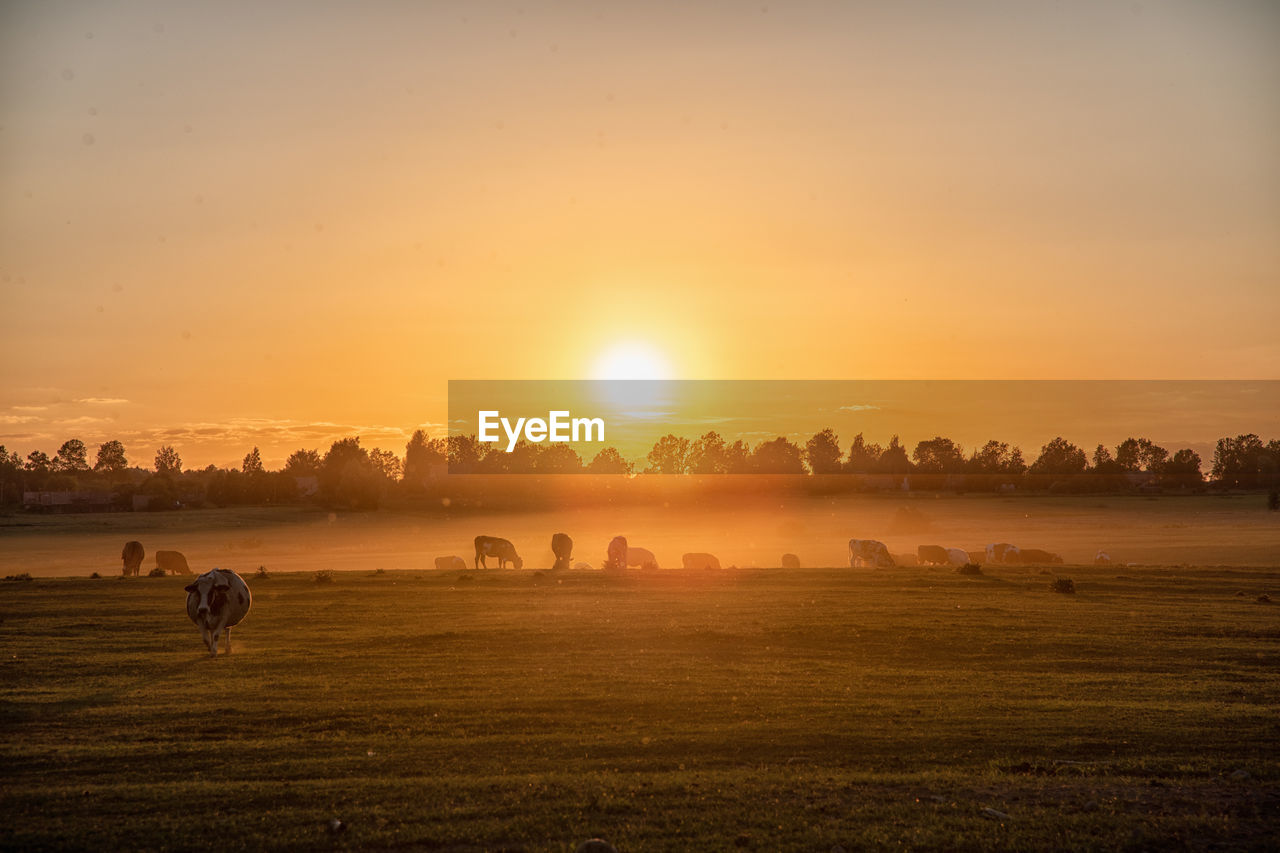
[403,430,446,483]
[25,450,51,473]
[845,433,882,474]
[751,437,806,474]
[969,440,1024,476]
[805,428,843,475]
[1160,448,1204,489]
[53,439,90,473]
[154,445,182,476]
[446,435,483,473]
[1030,436,1087,477]
[242,447,264,475]
[1115,438,1168,473]
[94,440,128,473]
[876,435,912,475]
[320,437,380,508]
[645,434,690,474]
[688,431,729,474]
[1211,434,1268,488]
[283,448,321,475]
[368,447,402,480]
[912,436,965,473]
[537,444,583,473]
[587,446,633,474]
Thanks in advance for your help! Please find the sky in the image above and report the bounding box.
[2,1,1277,468]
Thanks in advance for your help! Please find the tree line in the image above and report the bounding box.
[2,428,1278,511]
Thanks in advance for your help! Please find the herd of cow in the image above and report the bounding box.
[119,535,1111,658]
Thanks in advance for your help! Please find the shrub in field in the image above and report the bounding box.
[89,572,101,579]
[314,569,335,584]
[1052,578,1076,594]
[147,567,166,577]
[4,573,33,582]
[372,568,385,575]
[255,565,269,579]
[957,563,982,576]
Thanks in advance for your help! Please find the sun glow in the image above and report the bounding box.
[591,342,673,381]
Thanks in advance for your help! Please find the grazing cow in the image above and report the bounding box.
[1094,550,1112,565]
[781,553,801,569]
[917,545,949,566]
[849,539,895,568]
[551,533,573,570]
[985,543,1020,564]
[434,555,467,571]
[605,536,628,571]
[682,552,721,570]
[474,536,523,569]
[946,547,970,567]
[184,568,251,658]
[627,546,659,570]
[1017,548,1064,564]
[121,540,144,577]
[155,550,192,575]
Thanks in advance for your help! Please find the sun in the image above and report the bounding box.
[591,341,673,380]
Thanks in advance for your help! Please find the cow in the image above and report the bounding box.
[434,555,467,571]
[155,550,192,575]
[682,552,720,570]
[121,540,144,577]
[627,546,659,570]
[551,533,573,570]
[474,536,523,569]
[946,547,969,567]
[985,543,1020,564]
[1017,548,1064,564]
[781,553,801,569]
[849,539,895,568]
[184,568,251,658]
[917,545,949,566]
[605,536,628,571]
[1094,550,1112,565]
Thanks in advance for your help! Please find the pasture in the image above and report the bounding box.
[2,562,1277,851]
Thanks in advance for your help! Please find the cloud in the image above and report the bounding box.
[0,415,40,424]
[11,405,48,412]
[839,404,880,412]
[56,416,112,425]
[75,397,130,405]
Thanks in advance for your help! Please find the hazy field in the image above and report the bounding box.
[2,496,1277,850]
[2,493,1278,579]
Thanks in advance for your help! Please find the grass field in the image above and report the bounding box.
[2,562,1277,851]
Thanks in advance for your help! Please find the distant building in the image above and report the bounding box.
[23,491,120,513]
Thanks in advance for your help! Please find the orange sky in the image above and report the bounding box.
[2,1,1277,468]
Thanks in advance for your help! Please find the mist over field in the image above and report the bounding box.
[3,494,1277,579]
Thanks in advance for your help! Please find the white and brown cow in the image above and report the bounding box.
[605,536,628,571]
[551,533,574,570]
[946,547,970,567]
[985,543,1021,564]
[185,568,252,658]
[849,539,896,568]
[474,535,523,569]
[681,552,720,570]
[626,546,659,570]
[434,555,467,571]
[917,545,949,566]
